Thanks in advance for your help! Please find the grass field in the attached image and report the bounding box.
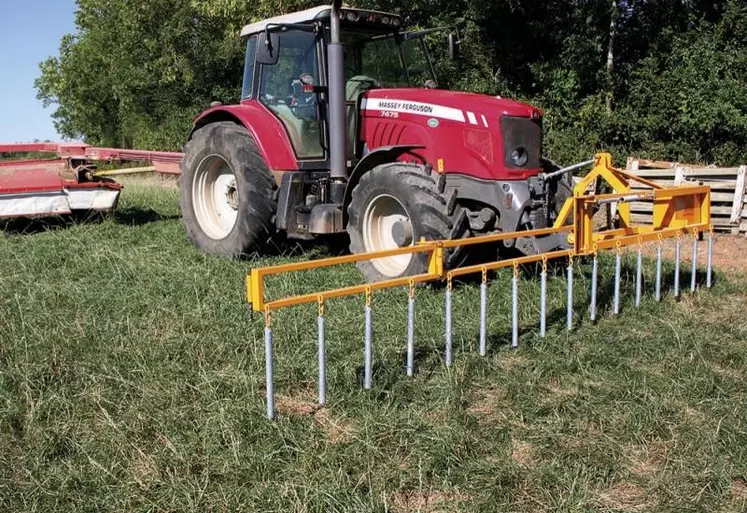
[1,178,746,512]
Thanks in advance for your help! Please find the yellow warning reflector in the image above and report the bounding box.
[437,158,445,173]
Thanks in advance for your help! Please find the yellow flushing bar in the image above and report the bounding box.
[245,152,715,423]
[246,242,443,312]
[447,248,574,280]
[439,225,573,249]
[246,152,713,315]
[592,224,710,251]
[265,271,437,311]
[246,225,574,312]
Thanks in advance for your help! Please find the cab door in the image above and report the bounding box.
[257,29,327,164]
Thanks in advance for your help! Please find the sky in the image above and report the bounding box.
[0,0,77,143]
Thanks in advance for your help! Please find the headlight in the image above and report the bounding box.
[381,16,391,25]
[344,10,359,22]
[392,18,401,27]
[509,147,529,167]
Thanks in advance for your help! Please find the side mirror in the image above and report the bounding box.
[257,31,280,65]
[448,32,460,60]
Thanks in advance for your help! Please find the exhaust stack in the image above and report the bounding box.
[328,0,347,202]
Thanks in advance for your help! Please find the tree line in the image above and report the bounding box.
[36,0,747,166]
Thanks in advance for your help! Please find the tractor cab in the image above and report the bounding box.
[238,5,444,163]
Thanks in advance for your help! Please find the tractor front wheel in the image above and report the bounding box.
[347,163,467,282]
[179,122,276,258]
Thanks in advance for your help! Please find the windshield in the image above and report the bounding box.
[342,31,437,87]
[343,31,407,87]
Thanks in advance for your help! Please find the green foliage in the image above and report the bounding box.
[36,0,747,164]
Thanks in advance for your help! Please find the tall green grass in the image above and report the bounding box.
[1,179,745,512]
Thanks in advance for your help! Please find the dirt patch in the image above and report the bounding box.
[731,479,747,500]
[275,386,318,417]
[466,388,509,418]
[682,405,706,425]
[542,379,579,405]
[274,389,354,443]
[709,362,743,381]
[128,449,160,489]
[624,442,668,477]
[511,439,536,467]
[498,353,530,371]
[389,490,469,512]
[313,408,354,444]
[424,409,448,424]
[597,481,654,512]
[639,233,747,275]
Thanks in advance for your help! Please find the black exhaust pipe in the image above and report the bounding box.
[328,0,347,203]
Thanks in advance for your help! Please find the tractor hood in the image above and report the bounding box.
[359,88,544,181]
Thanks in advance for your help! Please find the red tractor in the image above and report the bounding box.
[179,2,573,282]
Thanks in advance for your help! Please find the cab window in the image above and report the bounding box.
[241,36,257,99]
[258,30,323,159]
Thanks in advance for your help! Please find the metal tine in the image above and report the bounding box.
[691,234,698,292]
[364,288,373,389]
[613,246,622,315]
[445,277,453,367]
[674,236,681,298]
[479,268,488,355]
[406,280,415,377]
[706,231,714,288]
[317,298,326,405]
[264,310,275,419]
[567,256,574,331]
[511,264,519,348]
[540,258,547,338]
[655,238,663,302]
[635,239,643,307]
[590,253,598,321]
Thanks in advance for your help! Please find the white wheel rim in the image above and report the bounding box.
[362,193,414,277]
[192,155,239,240]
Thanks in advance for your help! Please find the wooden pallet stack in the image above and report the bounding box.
[624,157,747,234]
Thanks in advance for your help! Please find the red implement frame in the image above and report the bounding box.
[0,142,184,220]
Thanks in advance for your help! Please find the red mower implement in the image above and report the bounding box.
[0,142,181,220]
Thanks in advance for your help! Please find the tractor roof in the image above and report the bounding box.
[240,5,400,37]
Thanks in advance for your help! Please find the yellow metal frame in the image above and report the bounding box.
[246,243,444,313]
[246,153,712,313]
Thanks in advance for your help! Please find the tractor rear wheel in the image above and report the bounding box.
[179,122,276,258]
[347,163,468,282]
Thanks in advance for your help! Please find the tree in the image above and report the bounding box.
[36,0,747,165]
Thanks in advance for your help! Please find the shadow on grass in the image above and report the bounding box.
[112,207,180,226]
[259,233,351,259]
[0,215,80,235]
[1,207,181,235]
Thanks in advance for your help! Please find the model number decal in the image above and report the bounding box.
[381,110,399,118]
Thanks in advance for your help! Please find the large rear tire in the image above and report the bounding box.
[347,163,468,282]
[179,122,276,258]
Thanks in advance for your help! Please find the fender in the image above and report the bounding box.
[189,102,299,171]
[342,144,424,222]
